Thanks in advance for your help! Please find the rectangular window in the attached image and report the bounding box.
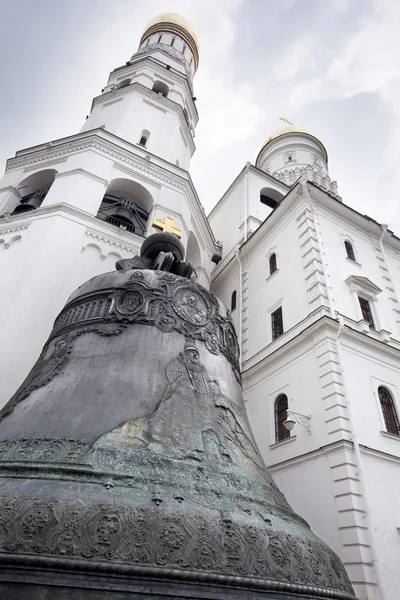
[271,307,284,340]
[358,296,375,330]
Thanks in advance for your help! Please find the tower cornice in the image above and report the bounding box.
[5,129,215,255]
[108,56,198,120]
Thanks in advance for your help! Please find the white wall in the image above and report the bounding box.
[317,205,400,340]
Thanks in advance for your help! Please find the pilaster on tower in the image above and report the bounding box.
[81,13,199,170]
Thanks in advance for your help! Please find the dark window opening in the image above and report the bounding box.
[231,291,237,312]
[269,253,277,275]
[358,296,375,329]
[158,34,163,43]
[378,386,400,436]
[170,37,175,46]
[271,307,284,340]
[275,394,290,443]
[152,81,169,98]
[260,195,278,209]
[139,136,147,147]
[96,194,150,237]
[345,241,356,261]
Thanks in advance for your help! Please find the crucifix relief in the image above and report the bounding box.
[152,215,183,239]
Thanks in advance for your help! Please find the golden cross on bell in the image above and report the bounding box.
[152,215,183,239]
[279,116,293,127]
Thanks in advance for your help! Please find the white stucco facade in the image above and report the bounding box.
[210,137,400,599]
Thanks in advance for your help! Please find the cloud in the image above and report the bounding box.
[0,0,399,232]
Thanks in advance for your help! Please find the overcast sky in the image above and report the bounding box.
[1,0,399,232]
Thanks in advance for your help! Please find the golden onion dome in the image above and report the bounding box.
[264,126,316,145]
[256,125,328,166]
[140,13,200,71]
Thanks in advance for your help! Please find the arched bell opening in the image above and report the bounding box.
[13,169,57,214]
[116,78,131,89]
[260,186,284,209]
[152,80,169,98]
[96,178,154,237]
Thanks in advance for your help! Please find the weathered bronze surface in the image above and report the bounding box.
[0,241,356,599]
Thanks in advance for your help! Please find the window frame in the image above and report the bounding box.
[344,240,356,262]
[138,129,150,148]
[271,306,284,341]
[346,275,382,330]
[358,295,376,330]
[275,394,291,443]
[378,386,400,436]
[269,253,277,276]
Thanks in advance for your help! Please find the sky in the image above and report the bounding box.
[1,0,400,231]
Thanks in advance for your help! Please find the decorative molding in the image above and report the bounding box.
[112,162,162,190]
[103,97,124,107]
[0,492,354,597]
[85,227,140,253]
[50,271,241,381]
[0,221,31,235]
[136,42,194,84]
[54,168,108,186]
[345,275,382,298]
[23,157,68,172]
[106,57,198,125]
[5,133,215,257]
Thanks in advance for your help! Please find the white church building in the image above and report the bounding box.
[0,13,399,600]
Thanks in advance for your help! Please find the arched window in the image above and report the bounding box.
[275,394,290,443]
[139,129,150,147]
[12,169,57,214]
[345,241,356,261]
[269,253,277,275]
[260,187,284,209]
[231,291,237,312]
[152,81,169,98]
[96,178,153,238]
[378,387,400,436]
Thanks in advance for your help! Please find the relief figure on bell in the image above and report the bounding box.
[93,338,262,469]
[149,339,216,456]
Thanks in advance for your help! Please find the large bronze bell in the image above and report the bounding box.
[111,205,136,225]
[0,235,356,599]
[12,194,43,213]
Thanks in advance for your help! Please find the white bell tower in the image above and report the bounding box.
[81,13,200,170]
[0,13,215,409]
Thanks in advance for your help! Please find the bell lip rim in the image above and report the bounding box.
[0,551,357,599]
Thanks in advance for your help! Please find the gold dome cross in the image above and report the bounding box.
[152,215,182,239]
